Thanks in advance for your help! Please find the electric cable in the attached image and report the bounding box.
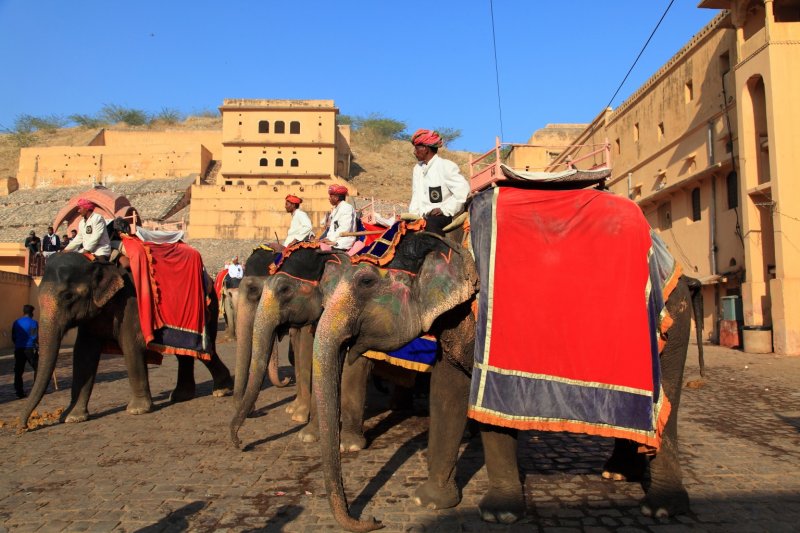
[604,0,676,110]
[489,0,504,140]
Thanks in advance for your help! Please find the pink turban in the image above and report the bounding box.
[328,184,348,196]
[76,198,96,210]
[411,129,443,148]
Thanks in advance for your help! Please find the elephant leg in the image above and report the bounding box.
[200,351,234,397]
[340,354,372,452]
[298,389,320,443]
[63,330,102,423]
[286,326,313,423]
[171,356,196,402]
[478,425,525,524]
[413,359,470,510]
[642,282,691,518]
[602,438,647,481]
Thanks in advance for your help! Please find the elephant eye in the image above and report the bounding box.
[358,277,377,289]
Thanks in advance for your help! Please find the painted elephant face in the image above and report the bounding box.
[39,252,125,329]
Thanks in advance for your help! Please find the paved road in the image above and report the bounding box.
[1,338,799,532]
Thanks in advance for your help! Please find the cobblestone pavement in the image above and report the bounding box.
[1,337,799,532]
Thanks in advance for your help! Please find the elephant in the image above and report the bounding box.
[230,246,377,451]
[221,282,240,339]
[311,229,702,532]
[20,252,234,428]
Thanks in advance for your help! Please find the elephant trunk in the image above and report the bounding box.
[313,288,383,532]
[233,286,258,402]
[229,325,274,448]
[20,318,62,429]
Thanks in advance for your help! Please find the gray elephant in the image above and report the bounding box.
[221,282,240,339]
[311,227,702,532]
[20,252,233,428]
[230,246,376,451]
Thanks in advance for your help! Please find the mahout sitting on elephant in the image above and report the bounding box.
[310,185,704,532]
[20,247,233,428]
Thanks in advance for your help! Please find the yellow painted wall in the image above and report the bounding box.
[0,271,33,350]
[0,243,29,275]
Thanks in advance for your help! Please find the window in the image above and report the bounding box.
[258,120,269,133]
[615,138,621,155]
[290,121,300,134]
[633,123,639,143]
[658,202,672,230]
[719,51,730,74]
[259,158,268,167]
[726,171,739,209]
[658,122,665,141]
[275,158,284,167]
[685,80,694,103]
[691,188,701,222]
[290,158,299,167]
[258,180,268,186]
[275,121,285,134]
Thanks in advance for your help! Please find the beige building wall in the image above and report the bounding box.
[539,4,800,354]
[507,124,591,171]
[17,144,212,189]
[0,271,33,350]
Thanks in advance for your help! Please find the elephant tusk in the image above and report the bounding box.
[399,213,422,221]
[340,230,385,237]
[443,212,468,233]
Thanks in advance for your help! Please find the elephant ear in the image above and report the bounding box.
[415,243,479,332]
[89,262,126,308]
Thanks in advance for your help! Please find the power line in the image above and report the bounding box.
[489,0,504,140]
[604,0,676,110]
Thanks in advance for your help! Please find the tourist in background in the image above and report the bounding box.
[41,226,60,259]
[24,230,41,257]
[11,304,38,399]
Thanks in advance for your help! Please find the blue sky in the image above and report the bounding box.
[0,1,720,153]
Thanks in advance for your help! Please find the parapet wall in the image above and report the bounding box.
[17,144,212,189]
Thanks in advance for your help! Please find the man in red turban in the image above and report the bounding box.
[283,194,313,247]
[408,129,470,235]
[320,184,356,250]
[64,197,111,260]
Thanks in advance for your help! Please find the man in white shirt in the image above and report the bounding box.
[227,256,244,279]
[42,226,61,259]
[64,199,112,260]
[320,184,356,251]
[283,194,314,248]
[408,129,470,235]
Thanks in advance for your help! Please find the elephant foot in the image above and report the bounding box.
[290,403,310,424]
[641,486,690,518]
[126,398,154,415]
[478,486,525,524]
[285,399,298,414]
[212,375,234,398]
[413,479,460,510]
[299,423,319,443]
[170,385,196,403]
[602,454,647,482]
[62,407,90,424]
[340,430,366,452]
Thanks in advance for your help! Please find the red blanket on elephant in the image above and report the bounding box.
[122,234,211,362]
[468,186,681,450]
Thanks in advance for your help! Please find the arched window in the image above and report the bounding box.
[726,172,739,209]
[275,121,285,134]
[258,120,269,133]
[258,180,268,186]
[291,181,301,185]
[236,180,245,186]
[290,158,299,167]
[290,121,300,134]
[691,188,701,222]
[259,158,268,167]
[275,158,284,167]
[275,180,284,185]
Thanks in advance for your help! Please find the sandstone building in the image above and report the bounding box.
[506,2,800,355]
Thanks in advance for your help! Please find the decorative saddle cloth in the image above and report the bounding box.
[468,186,681,450]
[122,234,212,362]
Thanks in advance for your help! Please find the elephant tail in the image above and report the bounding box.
[683,275,705,377]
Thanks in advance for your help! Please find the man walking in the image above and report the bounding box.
[11,305,38,398]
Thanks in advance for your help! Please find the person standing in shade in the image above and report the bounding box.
[407,129,470,235]
[63,199,112,261]
[24,230,41,257]
[11,305,38,398]
[41,226,61,259]
[283,194,314,248]
[319,184,356,251]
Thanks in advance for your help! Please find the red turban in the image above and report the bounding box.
[76,198,96,210]
[328,184,348,196]
[411,129,443,148]
[285,194,303,205]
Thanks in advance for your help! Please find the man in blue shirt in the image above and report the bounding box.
[11,305,38,398]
